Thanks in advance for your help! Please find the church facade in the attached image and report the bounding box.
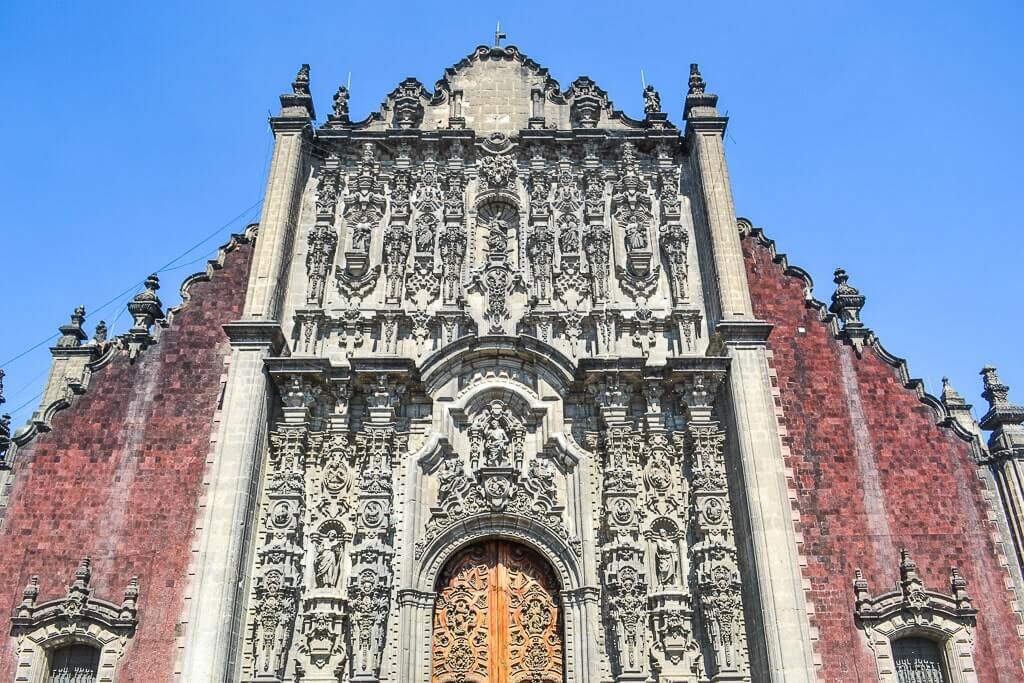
[1,43,1023,683]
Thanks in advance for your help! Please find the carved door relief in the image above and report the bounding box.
[432,541,564,683]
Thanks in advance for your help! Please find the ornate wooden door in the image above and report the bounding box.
[432,540,563,683]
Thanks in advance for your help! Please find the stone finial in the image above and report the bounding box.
[93,320,108,345]
[829,268,864,325]
[292,63,311,95]
[278,63,315,120]
[978,366,1024,458]
[684,63,720,120]
[128,274,163,335]
[981,366,1011,409]
[688,63,706,96]
[950,567,972,610]
[852,568,870,609]
[940,376,982,439]
[829,268,870,353]
[55,305,89,348]
[898,548,927,605]
[120,576,139,620]
[643,84,662,115]
[126,274,163,359]
[941,377,967,408]
[0,412,11,461]
[18,576,39,617]
[72,557,92,590]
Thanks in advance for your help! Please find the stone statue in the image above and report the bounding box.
[486,223,508,256]
[484,420,510,466]
[415,218,436,253]
[437,456,465,502]
[654,528,679,586]
[643,85,661,115]
[527,457,557,500]
[351,221,372,253]
[624,219,648,252]
[314,530,343,589]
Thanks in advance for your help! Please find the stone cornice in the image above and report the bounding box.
[223,320,286,351]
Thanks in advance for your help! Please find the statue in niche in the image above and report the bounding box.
[486,223,508,257]
[484,419,510,466]
[415,214,436,253]
[351,220,372,253]
[654,528,679,587]
[558,215,580,254]
[314,529,343,589]
[624,218,649,252]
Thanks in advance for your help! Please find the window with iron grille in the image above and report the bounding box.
[48,644,100,683]
[892,637,948,683]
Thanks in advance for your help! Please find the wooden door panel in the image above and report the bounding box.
[432,543,493,683]
[503,544,563,683]
[432,541,563,683]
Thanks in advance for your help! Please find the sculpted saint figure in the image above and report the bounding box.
[624,218,648,252]
[314,530,343,589]
[654,528,679,586]
[484,419,510,466]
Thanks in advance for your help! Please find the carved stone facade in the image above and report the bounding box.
[4,40,1024,683]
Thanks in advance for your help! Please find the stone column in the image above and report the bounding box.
[179,66,313,682]
[978,367,1024,577]
[686,64,816,682]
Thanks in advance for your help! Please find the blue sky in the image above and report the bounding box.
[1,1,1021,428]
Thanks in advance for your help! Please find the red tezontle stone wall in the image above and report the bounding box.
[742,233,1022,681]
[0,239,252,682]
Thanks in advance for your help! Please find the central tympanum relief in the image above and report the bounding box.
[432,540,563,683]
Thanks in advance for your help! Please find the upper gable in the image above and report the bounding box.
[339,45,656,134]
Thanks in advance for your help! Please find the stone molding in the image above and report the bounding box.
[10,558,138,683]
[853,550,979,683]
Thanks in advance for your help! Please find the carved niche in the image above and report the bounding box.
[416,397,579,560]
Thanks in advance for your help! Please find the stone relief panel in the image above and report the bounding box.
[288,136,705,365]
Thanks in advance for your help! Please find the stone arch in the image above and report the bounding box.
[418,334,577,396]
[414,514,583,593]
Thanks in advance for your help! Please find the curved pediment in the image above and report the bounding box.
[336,44,663,134]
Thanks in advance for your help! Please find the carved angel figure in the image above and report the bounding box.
[527,457,557,500]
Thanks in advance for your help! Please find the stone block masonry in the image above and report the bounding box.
[742,231,1024,681]
[0,240,253,682]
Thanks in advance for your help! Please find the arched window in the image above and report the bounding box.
[892,637,948,683]
[852,551,978,683]
[48,644,100,683]
[11,559,138,683]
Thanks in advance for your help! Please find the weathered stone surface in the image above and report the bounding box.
[742,230,1023,681]
[0,239,252,682]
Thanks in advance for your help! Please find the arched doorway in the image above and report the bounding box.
[431,540,564,683]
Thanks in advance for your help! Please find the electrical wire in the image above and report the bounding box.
[0,199,262,369]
